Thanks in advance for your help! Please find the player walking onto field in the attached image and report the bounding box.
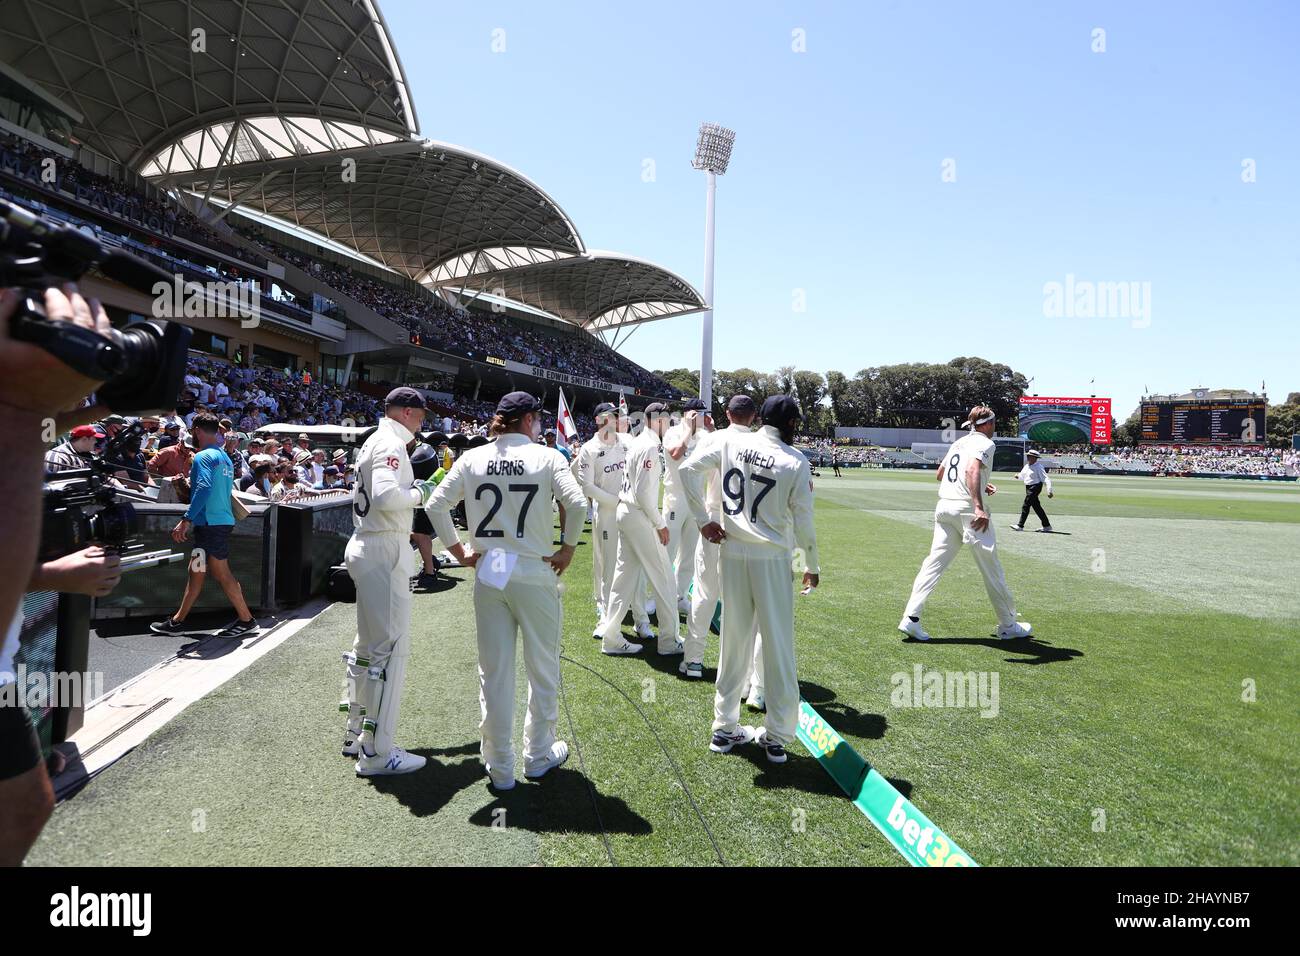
[681,395,820,763]
[593,402,683,656]
[340,388,439,776]
[898,405,1033,642]
[425,392,588,790]
[1011,448,1054,532]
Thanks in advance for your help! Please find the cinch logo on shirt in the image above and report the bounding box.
[487,459,526,476]
[603,462,625,474]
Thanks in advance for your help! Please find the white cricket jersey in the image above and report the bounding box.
[661,423,699,505]
[575,432,629,509]
[619,428,667,530]
[937,431,996,505]
[680,425,820,573]
[1016,460,1053,492]
[683,427,727,521]
[351,417,421,535]
[426,433,588,559]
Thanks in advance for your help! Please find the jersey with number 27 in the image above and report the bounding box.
[425,432,588,560]
[937,431,995,505]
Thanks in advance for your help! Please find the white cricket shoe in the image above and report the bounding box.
[635,619,655,641]
[342,730,360,757]
[657,637,684,656]
[678,660,704,679]
[998,620,1034,640]
[747,691,766,712]
[677,597,691,616]
[602,638,643,656]
[710,725,757,754]
[524,741,569,779]
[486,765,516,791]
[645,599,656,617]
[355,746,426,777]
[898,617,931,641]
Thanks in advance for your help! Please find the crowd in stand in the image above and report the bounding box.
[239,228,678,398]
[0,132,258,264]
[1101,445,1298,477]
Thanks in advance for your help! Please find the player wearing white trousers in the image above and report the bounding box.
[663,400,709,608]
[471,557,564,784]
[902,499,1016,627]
[593,405,682,655]
[426,392,589,789]
[341,392,438,776]
[574,410,652,637]
[899,405,1030,641]
[681,396,820,761]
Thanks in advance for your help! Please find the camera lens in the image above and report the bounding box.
[89,502,138,548]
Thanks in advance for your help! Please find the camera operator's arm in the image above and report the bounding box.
[0,286,112,638]
[29,546,122,598]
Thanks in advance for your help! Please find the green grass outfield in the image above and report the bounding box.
[31,470,1300,866]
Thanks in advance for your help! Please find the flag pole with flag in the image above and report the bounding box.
[618,390,629,422]
[556,388,579,446]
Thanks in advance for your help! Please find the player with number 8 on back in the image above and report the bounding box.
[680,394,820,764]
[423,391,589,791]
[898,405,1033,643]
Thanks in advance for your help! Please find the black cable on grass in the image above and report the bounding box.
[557,666,616,867]
[560,653,726,867]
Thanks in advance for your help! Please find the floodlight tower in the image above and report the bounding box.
[691,123,736,409]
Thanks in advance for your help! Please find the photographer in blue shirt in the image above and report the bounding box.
[151,413,258,638]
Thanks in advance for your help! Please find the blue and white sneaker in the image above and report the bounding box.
[355,746,426,777]
[709,725,757,754]
[755,728,787,764]
[678,660,704,679]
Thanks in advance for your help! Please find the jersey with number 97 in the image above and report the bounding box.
[937,431,996,505]
[680,425,820,574]
[424,432,589,560]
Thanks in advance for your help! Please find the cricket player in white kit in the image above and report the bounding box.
[899,405,1033,642]
[681,395,820,764]
[425,391,588,790]
[574,403,655,643]
[681,394,756,680]
[341,387,439,776]
[593,403,683,656]
[662,397,710,613]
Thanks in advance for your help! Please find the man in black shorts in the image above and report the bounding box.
[151,414,258,638]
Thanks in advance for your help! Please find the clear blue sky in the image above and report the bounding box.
[384,0,1298,416]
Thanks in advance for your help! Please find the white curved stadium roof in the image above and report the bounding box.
[0,0,417,168]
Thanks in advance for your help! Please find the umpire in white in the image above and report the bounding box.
[1012,449,1054,532]
[342,387,438,776]
[425,391,588,790]
[681,395,820,764]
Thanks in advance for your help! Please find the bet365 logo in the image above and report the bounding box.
[886,796,973,867]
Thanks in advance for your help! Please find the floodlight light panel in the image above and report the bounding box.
[692,123,736,174]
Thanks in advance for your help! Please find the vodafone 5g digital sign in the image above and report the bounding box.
[1018,396,1112,445]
